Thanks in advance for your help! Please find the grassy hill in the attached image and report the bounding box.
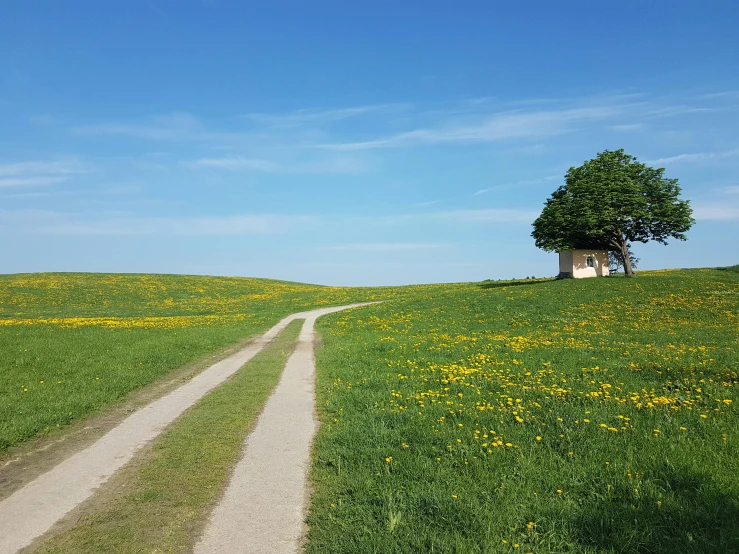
[306,268,739,553]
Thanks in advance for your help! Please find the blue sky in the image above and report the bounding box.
[2,1,738,285]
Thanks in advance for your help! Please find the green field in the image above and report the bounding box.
[2,268,738,553]
[307,268,739,553]
[0,272,401,451]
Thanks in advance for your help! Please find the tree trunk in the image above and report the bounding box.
[621,243,634,276]
[609,232,634,277]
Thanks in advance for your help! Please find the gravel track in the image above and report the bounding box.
[194,306,353,554]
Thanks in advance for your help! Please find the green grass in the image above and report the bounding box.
[34,319,303,554]
[5,268,738,552]
[307,268,739,553]
[0,272,404,451]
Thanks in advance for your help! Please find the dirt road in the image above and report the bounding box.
[0,304,369,554]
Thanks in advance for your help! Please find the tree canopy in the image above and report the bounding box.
[531,149,695,275]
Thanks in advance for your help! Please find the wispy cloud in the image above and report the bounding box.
[0,188,87,199]
[245,104,403,127]
[411,200,441,207]
[322,242,453,252]
[45,213,315,236]
[0,184,140,200]
[1,209,316,235]
[71,113,201,140]
[474,175,559,196]
[62,91,733,157]
[0,160,89,176]
[692,204,739,220]
[646,148,739,166]
[0,159,90,188]
[434,209,538,222]
[609,123,645,132]
[360,208,537,225]
[316,105,627,151]
[183,156,279,172]
[643,106,716,118]
[693,90,739,100]
[0,209,68,224]
[183,154,372,175]
[0,176,69,188]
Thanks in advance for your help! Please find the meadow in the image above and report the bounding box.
[307,267,739,553]
[0,272,401,452]
[2,268,737,553]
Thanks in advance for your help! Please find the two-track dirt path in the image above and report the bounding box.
[0,303,370,554]
[194,306,346,554]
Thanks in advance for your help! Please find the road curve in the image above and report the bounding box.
[0,303,372,554]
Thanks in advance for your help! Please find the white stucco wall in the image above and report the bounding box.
[572,250,609,278]
[559,250,574,276]
[559,250,609,278]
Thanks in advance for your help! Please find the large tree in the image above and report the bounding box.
[531,149,694,276]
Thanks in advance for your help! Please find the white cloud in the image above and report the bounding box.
[434,209,538,222]
[643,106,716,118]
[0,160,89,177]
[71,113,201,140]
[411,200,441,207]
[693,90,739,100]
[245,104,403,127]
[49,214,314,236]
[322,243,453,252]
[184,156,279,172]
[316,105,627,151]
[0,159,90,188]
[297,156,372,175]
[51,214,315,236]
[646,148,739,165]
[1,209,316,236]
[692,204,739,220]
[0,176,69,188]
[360,208,537,225]
[474,175,559,196]
[609,123,645,132]
[63,92,730,159]
[183,154,372,175]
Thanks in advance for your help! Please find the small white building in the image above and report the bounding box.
[558,250,609,278]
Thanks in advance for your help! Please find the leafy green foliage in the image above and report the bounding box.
[532,149,695,275]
